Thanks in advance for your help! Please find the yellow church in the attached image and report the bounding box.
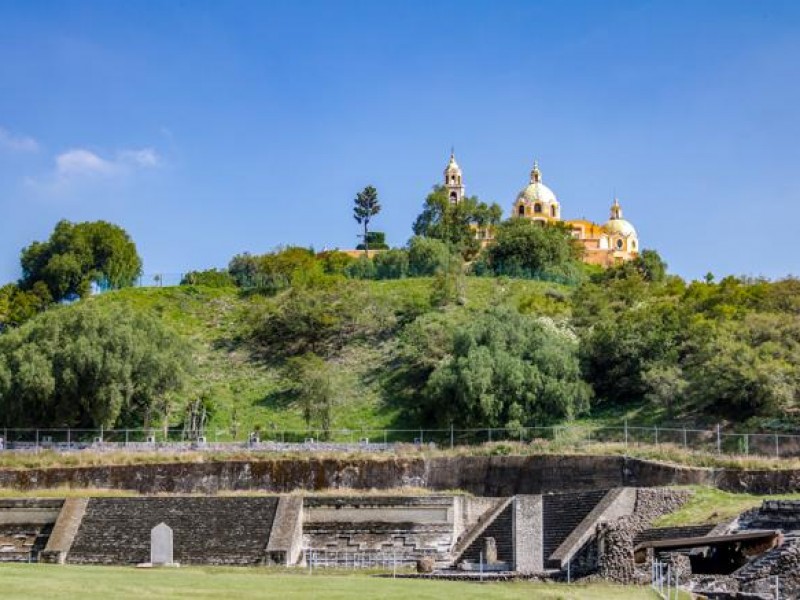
[443,152,640,267]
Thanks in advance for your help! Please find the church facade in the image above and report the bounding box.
[444,152,640,267]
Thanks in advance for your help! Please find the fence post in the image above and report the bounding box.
[419,427,423,444]
[67,428,71,450]
[776,434,780,458]
[488,428,492,443]
[624,419,628,448]
[654,426,658,446]
[683,427,687,449]
[450,423,454,450]
[35,429,39,453]
[716,424,721,454]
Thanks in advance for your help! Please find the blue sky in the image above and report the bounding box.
[2,0,799,283]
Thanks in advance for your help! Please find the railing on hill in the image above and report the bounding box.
[2,423,800,458]
[93,268,582,295]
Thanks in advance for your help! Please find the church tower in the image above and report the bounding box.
[444,151,465,204]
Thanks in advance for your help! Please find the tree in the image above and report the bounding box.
[405,308,591,428]
[373,249,409,280]
[286,353,344,439]
[356,231,389,251]
[407,236,452,277]
[20,220,142,301]
[595,249,668,284]
[0,283,52,331]
[0,302,192,428]
[477,218,583,279]
[353,185,381,255]
[579,301,684,406]
[412,186,502,259]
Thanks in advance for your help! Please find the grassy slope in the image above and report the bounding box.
[654,485,800,527]
[0,565,661,600]
[89,278,566,438]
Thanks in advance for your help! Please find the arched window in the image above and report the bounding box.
[551,205,557,217]
[632,240,637,250]
[450,191,458,202]
[616,239,623,250]
[518,205,525,216]
[534,203,542,213]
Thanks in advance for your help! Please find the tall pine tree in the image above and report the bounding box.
[353,185,381,255]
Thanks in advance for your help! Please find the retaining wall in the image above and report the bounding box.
[67,497,279,565]
[2,455,800,495]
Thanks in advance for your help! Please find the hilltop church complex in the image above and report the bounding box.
[443,152,640,267]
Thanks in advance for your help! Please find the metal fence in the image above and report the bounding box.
[305,550,415,571]
[3,423,800,458]
[651,560,681,599]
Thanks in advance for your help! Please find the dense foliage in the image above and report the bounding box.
[0,283,52,331]
[473,218,584,281]
[412,186,502,258]
[20,220,142,301]
[397,308,591,428]
[3,215,799,433]
[0,302,192,428]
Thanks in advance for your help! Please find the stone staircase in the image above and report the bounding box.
[0,498,63,563]
[451,497,514,566]
[543,489,608,563]
[732,500,800,589]
[0,523,53,562]
[67,497,279,565]
[454,500,514,566]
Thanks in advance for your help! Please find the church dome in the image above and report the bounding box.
[603,218,637,237]
[519,181,557,204]
[517,161,558,205]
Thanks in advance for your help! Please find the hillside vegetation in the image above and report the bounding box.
[2,220,799,438]
[84,277,568,437]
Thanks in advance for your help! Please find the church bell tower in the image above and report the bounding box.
[444,150,465,204]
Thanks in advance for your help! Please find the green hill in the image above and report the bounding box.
[88,277,568,438]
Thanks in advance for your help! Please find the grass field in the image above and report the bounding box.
[0,564,662,599]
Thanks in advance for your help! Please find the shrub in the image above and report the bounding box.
[180,269,236,287]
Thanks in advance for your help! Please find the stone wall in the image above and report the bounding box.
[0,456,701,495]
[513,495,543,574]
[67,497,279,565]
[301,496,457,566]
[596,488,693,584]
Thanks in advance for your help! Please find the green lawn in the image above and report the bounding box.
[0,564,660,599]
